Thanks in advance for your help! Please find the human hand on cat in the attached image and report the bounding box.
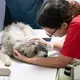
[13,50,27,61]
[29,38,54,51]
[13,50,36,63]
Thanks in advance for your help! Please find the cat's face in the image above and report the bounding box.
[16,41,39,58]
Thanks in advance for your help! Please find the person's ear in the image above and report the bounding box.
[61,22,68,29]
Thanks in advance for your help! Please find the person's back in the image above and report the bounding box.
[4,0,43,29]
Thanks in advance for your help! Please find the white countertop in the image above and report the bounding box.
[0,59,57,80]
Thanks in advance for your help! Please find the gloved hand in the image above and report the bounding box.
[29,38,54,51]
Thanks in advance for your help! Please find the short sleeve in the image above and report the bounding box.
[61,22,80,59]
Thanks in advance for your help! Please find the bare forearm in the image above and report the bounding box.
[53,36,65,50]
[54,42,63,48]
[23,55,72,68]
[24,57,61,68]
[53,42,64,51]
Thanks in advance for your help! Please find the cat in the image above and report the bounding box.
[0,22,47,66]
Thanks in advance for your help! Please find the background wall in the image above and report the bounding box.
[76,0,80,2]
[0,0,5,31]
[5,0,43,29]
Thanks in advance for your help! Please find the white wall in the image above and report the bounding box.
[0,0,5,31]
[76,0,80,3]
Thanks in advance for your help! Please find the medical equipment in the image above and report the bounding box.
[73,65,80,80]
[0,68,11,80]
[57,65,73,80]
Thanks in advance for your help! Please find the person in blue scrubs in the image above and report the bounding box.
[4,0,43,29]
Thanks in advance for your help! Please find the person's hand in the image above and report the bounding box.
[13,50,27,61]
[29,38,54,51]
[29,38,48,47]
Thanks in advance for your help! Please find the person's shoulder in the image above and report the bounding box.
[69,14,80,29]
[68,15,80,31]
[71,14,80,23]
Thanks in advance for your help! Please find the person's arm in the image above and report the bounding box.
[52,35,66,51]
[29,37,65,51]
[13,50,73,68]
[53,41,64,51]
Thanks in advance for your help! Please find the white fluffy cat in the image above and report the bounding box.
[0,22,47,66]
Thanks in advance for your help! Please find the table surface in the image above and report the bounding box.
[0,59,57,80]
[0,30,58,80]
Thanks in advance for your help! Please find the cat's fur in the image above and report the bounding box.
[0,22,47,66]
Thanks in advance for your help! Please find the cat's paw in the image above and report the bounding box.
[4,60,12,67]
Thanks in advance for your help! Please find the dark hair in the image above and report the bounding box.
[68,1,80,18]
[37,0,80,29]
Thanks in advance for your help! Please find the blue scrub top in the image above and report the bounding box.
[5,0,43,29]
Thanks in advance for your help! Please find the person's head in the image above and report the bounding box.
[37,0,80,37]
